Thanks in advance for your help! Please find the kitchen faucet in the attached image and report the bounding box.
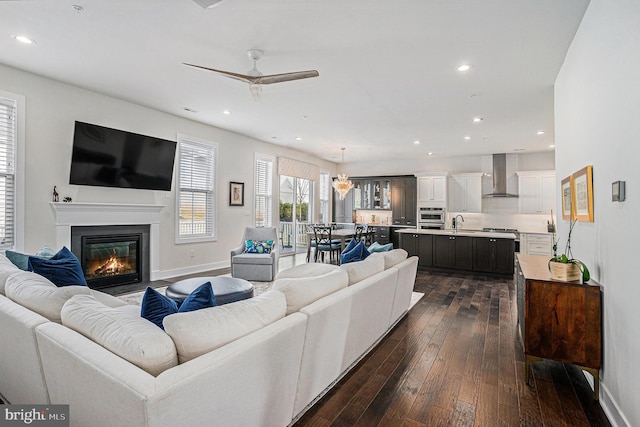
[454,214,464,232]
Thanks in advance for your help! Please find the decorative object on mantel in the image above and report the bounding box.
[332,148,354,200]
[572,165,594,222]
[549,219,590,283]
[63,197,72,203]
[52,186,59,202]
[229,181,244,206]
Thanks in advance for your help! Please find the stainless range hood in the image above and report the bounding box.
[483,153,518,198]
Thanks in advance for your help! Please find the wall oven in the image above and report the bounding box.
[418,207,446,229]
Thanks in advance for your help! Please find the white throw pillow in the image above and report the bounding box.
[272,269,348,314]
[4,270,90,323]
[163,290,287,363]
[339,252,385,285]
[61,294,178,376]
[276,262,339,279]
[380,249,409,269]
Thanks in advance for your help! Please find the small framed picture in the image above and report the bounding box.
[229,181,244,206]
[561,175,573,220]
[572,165,594,222]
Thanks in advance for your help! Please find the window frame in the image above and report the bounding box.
[174,133,217,244]
[0,90,25,252]
[254,153,274,228]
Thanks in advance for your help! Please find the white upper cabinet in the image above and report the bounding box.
[417,174,447,206]
[516,171,556,214]
[448,173,482,213]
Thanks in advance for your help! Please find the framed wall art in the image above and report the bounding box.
[571,165,594,222]
[561,176,573,220]
[229,181,244,206]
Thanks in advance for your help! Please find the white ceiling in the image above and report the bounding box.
[0,0,590,163]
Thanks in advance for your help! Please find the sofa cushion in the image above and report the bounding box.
[275,263,338,279]
[5,246,56,271]
[340,241,370,265]
[245,239,274,254]
[339,252,385,285]
[368,241,393,253]
[141,283,216,329]
[380,249,409,269]
[0,254,21,295]
[4,270,91,322]
[163,290,286,363]
[232,253,273,265]
[272,269,349,314]
[28,246,88,287]
[61,294,178,376]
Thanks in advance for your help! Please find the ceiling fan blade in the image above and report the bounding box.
[183,63,255,84]
[254,70,319,85]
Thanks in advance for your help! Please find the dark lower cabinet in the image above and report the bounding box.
[473,237,515,274]
[399,233,433,267]
[433,235,472,270]
[375,226,390,244]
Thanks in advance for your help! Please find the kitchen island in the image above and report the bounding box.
[396,228,516,276]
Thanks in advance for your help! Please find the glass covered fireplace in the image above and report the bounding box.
[71,225,150,289]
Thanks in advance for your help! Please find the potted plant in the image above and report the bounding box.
[549,219,590,283]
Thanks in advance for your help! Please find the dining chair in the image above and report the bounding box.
[313,225,341,264]
[306,224,318,262]
[352,224,365,243]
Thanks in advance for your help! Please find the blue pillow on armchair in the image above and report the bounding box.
[340,241,370,264]
[28,246,88,287]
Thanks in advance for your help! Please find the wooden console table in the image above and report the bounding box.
[516,254,602,400]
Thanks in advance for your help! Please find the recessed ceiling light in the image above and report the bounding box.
[295,137,302,141]
[464,136,471,141]
[11,35,35,44]
[549,144,556,148]
[537,130,545,135]
[457,64,471,72]
[472,117,483,123]
[427,152,433,156]
[413,140,420,145]
[222,110,231,115]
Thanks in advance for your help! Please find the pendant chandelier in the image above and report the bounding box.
[332,148,354,200]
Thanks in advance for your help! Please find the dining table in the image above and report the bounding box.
[306,228,376,263]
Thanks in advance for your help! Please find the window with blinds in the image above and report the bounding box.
[255,155,274,227]
[319,172,330,224]
[176,135,216,242]
[0,97,16,250]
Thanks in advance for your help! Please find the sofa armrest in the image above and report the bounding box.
[230,245,244,258]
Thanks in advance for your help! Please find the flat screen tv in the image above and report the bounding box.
[69,121,177,191]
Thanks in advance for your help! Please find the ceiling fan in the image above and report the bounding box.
[183,49,319,100]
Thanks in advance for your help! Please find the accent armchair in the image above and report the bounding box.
[230,227,279,281]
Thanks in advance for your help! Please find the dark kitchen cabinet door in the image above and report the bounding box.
[434,235,472,270]
[391,177,417,226]
[401,233,419,257]
[418,234,433,267]
[473,237,514,274]
[332,187,354,223]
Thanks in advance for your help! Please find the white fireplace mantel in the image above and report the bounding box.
[50,202,166,280]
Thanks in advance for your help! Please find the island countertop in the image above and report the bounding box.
[395,228,516,240]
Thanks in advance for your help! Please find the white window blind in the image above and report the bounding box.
[319,172,330,224]
[176,136,216,242]
[255,155,273,227]
[0,97,16,250]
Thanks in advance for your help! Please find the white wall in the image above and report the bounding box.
[555,1,640,426]
[0,63,336,277]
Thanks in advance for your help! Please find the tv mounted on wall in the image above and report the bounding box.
[69,121,177,191]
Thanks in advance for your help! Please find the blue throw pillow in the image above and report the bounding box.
[368,242,393,253]
[141,282,216,329]
[245,240,274,254]
[341,238,358,255]
[28,246,88,287]
[340,241,370,264]
[6,245,56,271]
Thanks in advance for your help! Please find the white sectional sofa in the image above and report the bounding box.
[0,249,418,427]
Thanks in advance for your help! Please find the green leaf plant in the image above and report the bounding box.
[549,218,591,282]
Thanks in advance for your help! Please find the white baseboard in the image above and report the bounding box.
[151,261,230,281]
[583,371,630,427]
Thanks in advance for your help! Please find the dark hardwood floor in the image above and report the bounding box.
[294,269,611,427]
